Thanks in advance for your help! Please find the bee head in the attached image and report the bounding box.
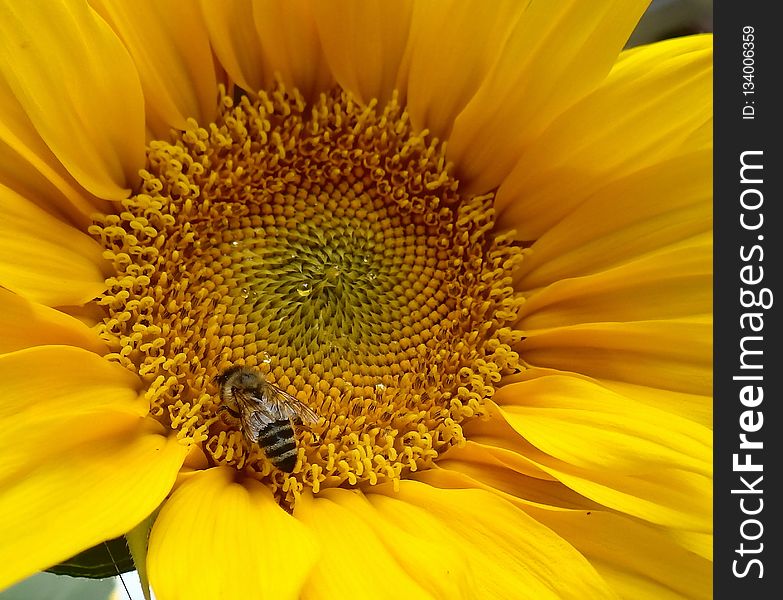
[216,365,244,387]
[216,365,262,391]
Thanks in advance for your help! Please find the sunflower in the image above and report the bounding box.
[0,1,712,598]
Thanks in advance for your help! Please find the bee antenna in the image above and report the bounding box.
[104,540,132,600]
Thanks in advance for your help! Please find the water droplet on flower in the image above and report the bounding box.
[297,282,312,296]
[240,287,251,299]
[366,271,377,281]
[260,351,272,364]
[324,265,341,281]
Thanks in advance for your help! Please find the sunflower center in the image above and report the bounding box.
[90,84,524,507]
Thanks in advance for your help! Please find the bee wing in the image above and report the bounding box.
[233,388,277,443]
[262,381,320,426]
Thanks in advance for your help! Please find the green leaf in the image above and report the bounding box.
[0,572,115,600]
[125,510,160,600]
[45,536,134,579]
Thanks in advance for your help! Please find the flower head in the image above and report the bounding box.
[0,1,712,598]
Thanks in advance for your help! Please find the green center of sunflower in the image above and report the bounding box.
[89,84,524,507]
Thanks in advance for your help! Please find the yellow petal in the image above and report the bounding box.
[148,467,317,600]
[0,0,145,199]
[200,0,269,93]
[513,152,711,289]
[0,420,185,590]
[435,443,600,512]
[399,0,524,141]
[294,490,432,600]
[53,301,108,329]
[666,530,713,562]
[496,376,711,477]
[497,35,712,239]
[0,289,106,355]
[422,460,712,566]
[551,466,712,533]
[90,0,217,139]
[504,366,712,429]
[252,0,333,101]
[0,346,145,479]
[518,240,711,330]
[598,378,712,429]
[525,507,712,600]
[496,376,711,531]
[312,0,413,106]
[0,346,186,590]
[0,184,107,307]
[453,417,557,481]
[519,317,712,396]
[365,480,617,599]
[447,0,649,194]
[0,76,111,228]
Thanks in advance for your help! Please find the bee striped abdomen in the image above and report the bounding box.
[257,419,298,473]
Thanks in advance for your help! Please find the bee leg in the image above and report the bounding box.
[218,405,242,419]
[295,420,320,443]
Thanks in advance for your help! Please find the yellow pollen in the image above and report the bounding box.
[89,84,525,507]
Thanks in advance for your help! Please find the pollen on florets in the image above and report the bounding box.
[89,83,525,507]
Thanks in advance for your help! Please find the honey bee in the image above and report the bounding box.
[216,366,319,473]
